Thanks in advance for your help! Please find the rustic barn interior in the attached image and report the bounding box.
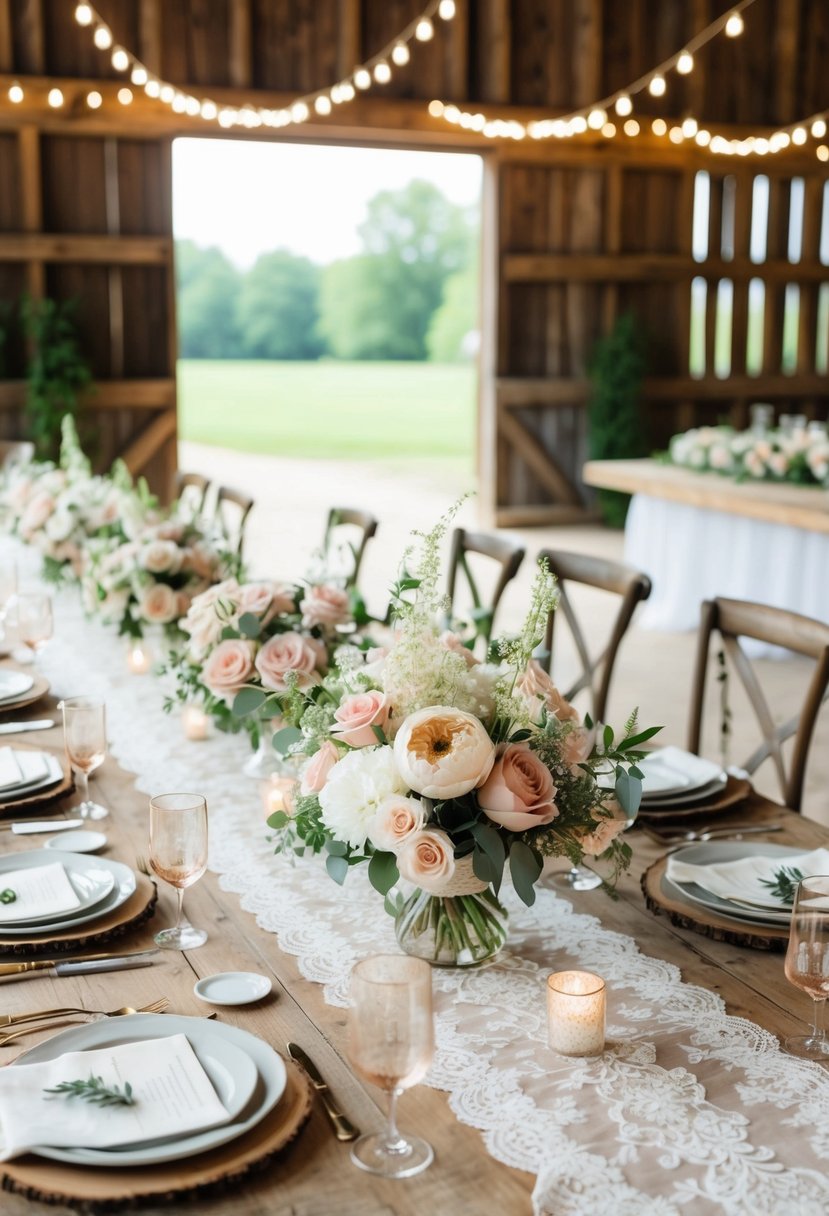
[0,0,826,521]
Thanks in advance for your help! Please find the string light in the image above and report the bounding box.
[615,95,632,117]
[47,88,64,107]
[817,146,829,162]
[8,82,23,103]
[68,0,453,132]
[676,51,694,74]
[648,74,666,97]
[623,119,640,136]
[117,87,133,105]
[652,118,668,136]
[811,119,827,138]
[86,90,102,108]
[725,11,745,36]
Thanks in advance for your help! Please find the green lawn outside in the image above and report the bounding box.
[177,360,476,460]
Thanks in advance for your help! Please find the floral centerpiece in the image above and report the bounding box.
[668,424,829,487]
[165,576,355,772]
[0,417,152,582]
[80,519,237,643]
[267,509,657,967]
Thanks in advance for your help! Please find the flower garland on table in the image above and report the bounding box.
[263,505,658,964]
[667,424,829,487]
[164,577,355,749]
[0,416,154,583]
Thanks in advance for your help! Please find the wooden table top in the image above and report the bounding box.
[0,691,824,1216]
[583,459,829,534]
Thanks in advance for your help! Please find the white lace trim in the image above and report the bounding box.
[18,542,829,1216]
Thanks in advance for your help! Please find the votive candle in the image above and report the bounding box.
[547,970,606,1057]
[182,703,210,741]
[261,774,296,819]
[126,642,152,675]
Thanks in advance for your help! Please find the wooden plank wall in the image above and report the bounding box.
[0,0,826,516]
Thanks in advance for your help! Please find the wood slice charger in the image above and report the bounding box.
[641,853,790,951]
[0,874,157,955]
[0,736,74,819]
[1,1061,313,1211]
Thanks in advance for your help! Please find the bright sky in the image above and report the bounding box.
[172,139,483,268]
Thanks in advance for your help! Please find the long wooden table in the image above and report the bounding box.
[0,688,824,1216]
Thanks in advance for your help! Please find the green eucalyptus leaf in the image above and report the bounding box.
[232,687,267,718]
[272,725,303,755]
[266,810,289,830]
[368,850,399,896]
[325,854,348,885]
[326,839,348,857]
[614,771,642,816]
[237,612,262,639]
[509,841,542,907]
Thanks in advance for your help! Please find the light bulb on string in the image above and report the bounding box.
[200,100,218,120]
[339,82,355,101]
[354,68,371,89]
[601,122,616,138]
[374,61,392,84]
[677,51,694,74]
[811,118,827,139]
[48,88,64,107]
[415,18,434,40]
[131,65,148,86]
[392,42,410,65]
[681,117,698,138]
[817,145,829,162]
[291,101,309,123]
[438,0,456,17]
[118,87,133,105]
[669,126,684,144]
[74,3,93,24]
[428,99,445,117]
[8,82,23,103]
[112,47,129,71]
[725,12,744,37]
[695,129,711,146]
[587,108,606,129]
[145,79,161,99]
[791,127,807,145]
[172,93,186,113]
[93,25,113,50]
[86,90,102,108]
[615,95,632,117]
[623,118,640,136]
[314,95,332,115]
[652,118,667,136]
[648,74,666,97]
[184,95,200,116]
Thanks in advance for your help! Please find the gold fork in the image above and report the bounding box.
[0,997,169,1046]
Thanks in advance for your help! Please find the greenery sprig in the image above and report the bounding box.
[0,888,16,904]
[44,1074,135,1107]
[759,865,803,904]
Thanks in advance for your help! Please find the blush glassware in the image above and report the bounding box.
[59,696,108,820]
[783,874,829,1059]
[14,592,53,665]
[149,792,209,949]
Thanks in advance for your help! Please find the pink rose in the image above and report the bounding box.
[155,522,185,542]
[139,582,178,624]
[397,829,456,894]
[19,491,54,537]
[181,543,220,581]
[142,539,182,575]
[562,725,595,772]
[331,690,390,748]
[516,660,579,725]
[202,638,257,705]
[239,581,296,623]
[300,585,351,629]
[439,630,479,668]
[477,744,558,831]
[579,798,627,857]
[255,631,325,693]
[368,795,425,852]
[300,740,341,795]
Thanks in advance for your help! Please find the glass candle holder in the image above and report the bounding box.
[182,703,210,741]
[547,970,606,1057]
[126,642,152,674]
[260,774,297,819]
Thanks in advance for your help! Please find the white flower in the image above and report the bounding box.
[319,746,408,850]
[141,538,182,575]
[44,508,76,543]
[393,706,495,799]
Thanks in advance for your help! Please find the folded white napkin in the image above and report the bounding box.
[0,1034,230,1160]
[0,862,81,923]
[638,747,722,797]
[667,847,829,907]
[0,748,22,790]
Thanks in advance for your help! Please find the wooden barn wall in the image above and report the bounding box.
[0,0,826,516]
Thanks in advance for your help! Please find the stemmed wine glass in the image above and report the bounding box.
[554,864,602,892]
[783,874,829,1058]
[14,592,53,665]
[149,792,208,950]
[59,696,108,820]
[347,954,434,1178]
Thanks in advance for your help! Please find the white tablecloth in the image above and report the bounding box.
[12,540,829,1216]
[625,493,829,634]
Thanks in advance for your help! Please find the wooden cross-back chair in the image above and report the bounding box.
[446,527,525,649]
[536,549,652,723]
[216,485,254,559]
[323,507,379,588]
[688,598,829,813]
[173,471,211,517]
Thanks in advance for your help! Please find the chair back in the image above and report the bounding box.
[216,485,254,559]
[173,471,211,517]
[687,597,829,812]
[0,440,34,468]
[537,548,651,722]
[323,507,378,588]
[446,527,525,649]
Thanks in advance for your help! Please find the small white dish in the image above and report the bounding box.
[44,829,107,854]
[193,971,272,1006]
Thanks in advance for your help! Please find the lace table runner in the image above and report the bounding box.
[18,549,829,1216]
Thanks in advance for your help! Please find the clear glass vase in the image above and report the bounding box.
[394,887,508,968]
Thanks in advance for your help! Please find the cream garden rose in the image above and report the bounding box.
[202,638,256,705]
[300,584,351,630]
[331,690,390,748]
[396,829,456,893]
[393,705,495,799]
[141,538,182,575]
[477,743,558,832]
[368,794,424,852]
[139,582,178,624]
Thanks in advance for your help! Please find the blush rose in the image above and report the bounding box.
[477,744,558,831]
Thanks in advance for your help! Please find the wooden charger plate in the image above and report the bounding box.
[0,1060,313,1212]
[641,852,789,951]
[0,873,157,956]
[637,776,752,823]
[0,738,73,819]
[0,674,50,715]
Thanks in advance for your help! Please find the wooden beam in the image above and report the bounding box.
[119,409,177,475]
[336,0,360,80]
[775,0,800,125]
[0,0,12,74]
[0,380,175,410]
[479,0,510,103]
[497,374,829,408]
[503,253,829,285]
[0,234,172,263]
[497,409,583,506]
[228,0,253,88]
[17,124,43,299]
[494,504,597,528]
[572,0,602,108]
[139,0,163,76]
[447,0,469,100]
[16,0,43,74]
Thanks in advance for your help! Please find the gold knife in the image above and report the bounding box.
[0,948,158,985]
[287,1042,360,1141]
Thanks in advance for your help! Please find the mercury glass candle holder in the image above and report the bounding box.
[547,970,606,1057]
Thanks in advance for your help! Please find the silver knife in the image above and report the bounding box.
[0,721,55,735]
[287,1041,360,1141]
[9,819,84,835]
[0,953,158,982]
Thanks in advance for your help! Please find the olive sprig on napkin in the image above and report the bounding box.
[759,865,803,905]
[44,1074,135,1107]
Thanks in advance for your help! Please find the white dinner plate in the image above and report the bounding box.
[16,1015,287,1167]
[640,774,729,809]
[638,747,724,799]
[194,971,272,1006]
[663,841,798,926]
[0,850,136,937]
[0,856,114,925]
[0,752,63,803]
[0,672,34,701]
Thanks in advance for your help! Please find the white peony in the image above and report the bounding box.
[318,746,408,850]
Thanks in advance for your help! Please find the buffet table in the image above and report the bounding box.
[2,553,829,1215]
[583,459,829,632]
